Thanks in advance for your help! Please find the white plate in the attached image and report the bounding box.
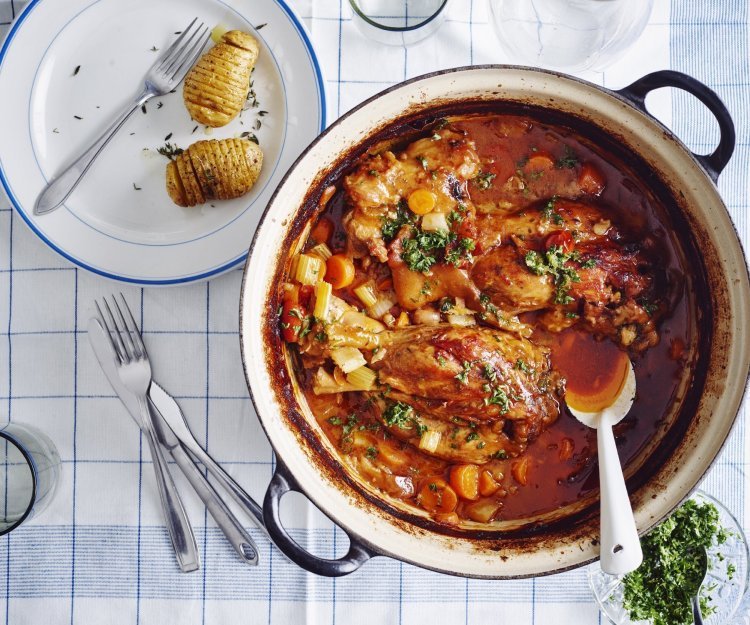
[0,0,325,284]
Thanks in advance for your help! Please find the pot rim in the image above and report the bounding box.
[240,64,750,578]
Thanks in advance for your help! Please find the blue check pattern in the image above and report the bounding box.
[0,1,748,623]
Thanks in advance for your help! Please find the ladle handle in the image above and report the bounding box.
[598,423,643,575]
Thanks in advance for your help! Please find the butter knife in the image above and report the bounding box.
[149,382,267,537]
[88,318,259,565]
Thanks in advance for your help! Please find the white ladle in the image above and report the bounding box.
[567,360,643,575]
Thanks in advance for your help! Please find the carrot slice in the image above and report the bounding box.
[408,189,437,215]
[524,153,555,173]
[325,254,355,289]
[417,478,458,513]
[449,464,480,501]
[511,457,529,486]
[478,469,500,497]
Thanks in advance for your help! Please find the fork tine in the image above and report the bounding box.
[94,301,124,364]
[109,295,138,362]
[155,17,199,71]
[119,293,148,360]
[167,27,210,81]
[100,299,131,364]
[162,22,205,76]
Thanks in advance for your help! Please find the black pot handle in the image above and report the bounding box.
[263,459,376,577]
[615,70,735,182]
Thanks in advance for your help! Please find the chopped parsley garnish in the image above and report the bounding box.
[473,171,496,190]
[479,292,500,316]
[556,145,579,169]
[514,359,530,374]
[483,363,498,383]
[327,416,343,426]
[416,422,429,436]
[565,311,580,319]
[524,245,585,305]
[466,432,480,442]
[381,201,415,241]
[437,355,447,367]
[491,450,508,460]
[622,498,733,625]
[540,196,563,224]
[455,360,472,385]
[447,210,464,226]
[439,298,454,313]
[580,258,597,269]
[402,229,452,273]
[416,155,428,169]
[342,414,359,436]
[383,401,417,430]
[420,280,432,295]
[483,384,510,412]
[365,446,378,459]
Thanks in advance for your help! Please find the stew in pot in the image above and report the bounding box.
[278,113,693,526]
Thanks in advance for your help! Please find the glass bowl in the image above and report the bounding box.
[588,490,750,625]
[349,0,450,46]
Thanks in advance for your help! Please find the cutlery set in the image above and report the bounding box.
[88,294,265,571]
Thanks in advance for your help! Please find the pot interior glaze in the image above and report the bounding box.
[240,66,750,578]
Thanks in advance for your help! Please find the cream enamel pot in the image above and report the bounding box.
[240,66,750,578]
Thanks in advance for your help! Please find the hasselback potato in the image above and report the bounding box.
[183,30,259,127]
[165,138,263,207]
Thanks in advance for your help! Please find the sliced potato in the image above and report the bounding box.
[183,30,259,127]
[165,138,264,207]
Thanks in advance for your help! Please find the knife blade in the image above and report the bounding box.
[88,317,259,565]
[149,382,267,537]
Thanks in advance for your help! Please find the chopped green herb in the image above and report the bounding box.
[565,312,580,319]
[367,169,379,177]
[483,384,510,412]
[439,298,454,313]
[483,363,498,383]
[491,450,508,460]
[156,141,184,161]
[366,446,378,459]
[428,482,438,492]
[381,201,415,241]
[437,355,447,367]
[416,155,428,169]
[455,360,472,385]
[477,441,486,449]
[420,280,432,295]
[72,65,81,76]
[401,228,454,273]
[524,246,585,305]
[383,401,416,430]
[639,298,658,316]
[314,331,328,342]
[622,498,732,625]
[328,416,343,426]
[447,210,464,226]
[255,22,267,30]
[474,171,496,190]
[466,432,480,442]
[415,422,429,436]
[164,132,172,142]
[540,196,563,224]
[73,115,83,120]
[132,183,142,191]
[434,118,449,130]
[580,258,597,269]
[514,359,530,374]
[556,145,579,169]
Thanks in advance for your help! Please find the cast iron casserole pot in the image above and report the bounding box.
[240,66,750,578]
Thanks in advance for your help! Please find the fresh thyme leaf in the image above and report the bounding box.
[473,171,496,190]
[141,104,147,114]
[132,183,142,191]
[73,115,83,120]
[157,101,164,110]
[150,45,159,52]
[255,22,267,29]
[72,65,81,76]
[156,141,184,161]
[240,131,259,145]
[164,132,173,141]
[192,125,199,134]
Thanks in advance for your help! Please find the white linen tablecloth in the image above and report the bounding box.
[0,0,748,623]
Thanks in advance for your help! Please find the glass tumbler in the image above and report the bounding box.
[489,0,654,73]
[0,422,61,535]
[350,0,450,46]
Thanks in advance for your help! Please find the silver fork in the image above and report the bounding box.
[34,19,211,215]
[96,294,200,573]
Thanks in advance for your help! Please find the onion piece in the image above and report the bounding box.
[331,347,367,373]
[418,430,442,453]
[413,308,441,325]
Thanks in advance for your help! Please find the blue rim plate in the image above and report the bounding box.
[0,0,325,285]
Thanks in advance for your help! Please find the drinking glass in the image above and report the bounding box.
[489,0,654,73]
[0,422,61,535]
[350,0,450,46]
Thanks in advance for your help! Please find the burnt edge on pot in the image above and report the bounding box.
[254,96,716,558]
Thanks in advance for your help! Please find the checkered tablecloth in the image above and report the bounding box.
[0,0,748,623]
